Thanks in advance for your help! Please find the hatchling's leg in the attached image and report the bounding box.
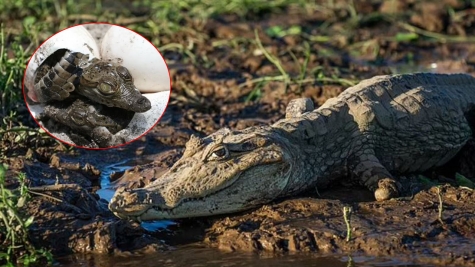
[92,127,129,148]
[351,151,401,201]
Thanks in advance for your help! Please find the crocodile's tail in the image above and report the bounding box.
[33,49,89,103]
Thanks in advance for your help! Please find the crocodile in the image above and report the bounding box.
[33,49,151,113]
[39,97,135,147]
[33,48,152,147]
[109,73,475,221]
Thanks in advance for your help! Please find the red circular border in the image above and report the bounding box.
[22,22,172,150]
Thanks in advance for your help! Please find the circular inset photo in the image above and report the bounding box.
[23,23,171,149]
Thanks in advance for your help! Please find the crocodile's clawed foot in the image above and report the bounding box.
[92,127,130,147]
[374,178,400,201]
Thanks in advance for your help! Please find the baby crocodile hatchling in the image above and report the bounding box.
[33,49,151,113]
[32,48,152,147]
[40,97,135,148]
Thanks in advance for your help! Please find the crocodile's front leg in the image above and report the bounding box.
[350,149,401,201]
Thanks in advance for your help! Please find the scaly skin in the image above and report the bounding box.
[109,73,475,221]
[78,59,151,112]
[34,50,88,102]
[33,49,151,113]
[41,97,135,147]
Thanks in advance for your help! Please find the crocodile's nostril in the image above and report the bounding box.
[135,96,151,112]
[139,96,150,105]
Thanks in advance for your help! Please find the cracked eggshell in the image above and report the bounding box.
[24,25,101,102]
[100,26,170,93]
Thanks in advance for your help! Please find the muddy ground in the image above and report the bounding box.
[2,0,475,266]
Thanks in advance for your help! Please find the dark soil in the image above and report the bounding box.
[2,0,475,266]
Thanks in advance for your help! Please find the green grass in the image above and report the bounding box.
[140,0,310,21]
[343,206,353,242]
[455,173,475,189]
[241,28,357,99]
[0,164,53,266]
[0,26,29,116]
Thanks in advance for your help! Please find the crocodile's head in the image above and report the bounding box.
[109,127,297,220]
[78,61,151,113]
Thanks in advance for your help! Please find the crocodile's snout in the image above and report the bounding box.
[109,187,146,218]
[109,186,166,220]
[133,96,151,113]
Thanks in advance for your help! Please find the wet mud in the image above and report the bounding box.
[2,0,475,266]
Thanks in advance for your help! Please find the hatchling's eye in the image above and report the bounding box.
[98,80,118,95]
[208,146,229,161]
[70,109,86,125]
[116,66,132,81]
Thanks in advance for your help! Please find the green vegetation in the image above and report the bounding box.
[455,173,475,189]
[0,164,53,266]
[417,173,475,190]
[343,206,353,242]
[3,0,472,108]
[0,26,29,116]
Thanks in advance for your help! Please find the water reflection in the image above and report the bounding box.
[57,245,350,267]
[97,160,176,231]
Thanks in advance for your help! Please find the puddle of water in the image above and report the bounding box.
[96,159,131,201]
[55,245,429,267]
[96,160,176,231]
[141,220,177,231]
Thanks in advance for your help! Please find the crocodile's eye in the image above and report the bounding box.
[98,79,118,95]
[116,66,132,81]
[70,109,86,125]
[207,146,229,161]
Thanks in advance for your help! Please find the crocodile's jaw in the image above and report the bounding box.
[109,128,296,220]
[110,163,291,220]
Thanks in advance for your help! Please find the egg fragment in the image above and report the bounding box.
[100,26,170,93]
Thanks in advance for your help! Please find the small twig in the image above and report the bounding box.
[343,206,353,242]
[239,76,356,89]
[0,127,41,135]
[459,186,474,191]
[314,176,321,197]
[437,186,444,225]
[29,184,82,192]
[238,75,288,88]
[396,22,475,43]
[67,14,150,25]
[254,29,290,87]
[315,186,321,198]
[29,187,87,214]
[27,190,63,203]
[346,255,354,267]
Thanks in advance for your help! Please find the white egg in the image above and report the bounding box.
[100,26,170,93]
